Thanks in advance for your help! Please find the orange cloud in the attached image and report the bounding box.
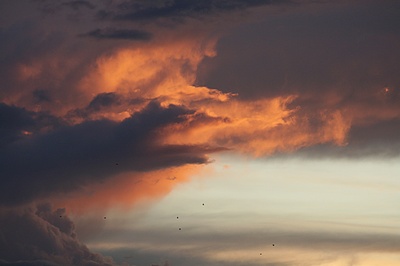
[74,36,354,157]
[6,22,398,210]
[78,36,218,106]
[55,165,203,214]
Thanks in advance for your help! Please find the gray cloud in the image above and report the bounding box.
[0,103,64,148]
[83,28,152,41]
[87,224,400,266]
[86,92,122,111]
[66,92,149,122]
[288,118,400,159]
[62,1,96,11]
[0,101,224,206]
[194,1,400,158]
[97,0,289,22]
[0,203,113,266]
[32,89,52,103]
[196,1,400,99]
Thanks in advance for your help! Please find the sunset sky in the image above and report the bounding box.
[1,0,400,265]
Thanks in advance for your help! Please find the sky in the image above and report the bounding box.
[0,0,400,265]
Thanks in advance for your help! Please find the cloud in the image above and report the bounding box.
[85,92,122,111]
[97,0,288,22]
[291,118,400,159]
[0,101,224,206]
[32,89,52,103]
[196,1,400,99]
[0,203,113,266]
[62,1,96,11]
[194,1,400,157]
[2,1,400,265]
[2,1,399,211]
[87,223,400,266]
[83,28,152,41]
[0,103,64,148]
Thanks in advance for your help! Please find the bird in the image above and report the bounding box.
[259,253,262,255]
[178,228,181,230]
[272,244,275,246]
[177,216,179,219]
[104,216,106,219]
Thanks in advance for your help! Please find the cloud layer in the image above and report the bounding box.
[1,0,399,208]
[1,0,400,265]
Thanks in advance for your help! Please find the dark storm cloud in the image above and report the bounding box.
[0,103,63,148]
[0,101,223,206]
[0,203,113,266]
[83,28,152,41]
[97,0,288,22]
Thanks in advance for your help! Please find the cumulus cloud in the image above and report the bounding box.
[0,203,113,265]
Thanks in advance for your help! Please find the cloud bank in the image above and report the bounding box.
[1,0,400,264]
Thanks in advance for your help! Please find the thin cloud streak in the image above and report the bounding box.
[82,28,152,41]
[97,0,289,22]
[87,225,400,266]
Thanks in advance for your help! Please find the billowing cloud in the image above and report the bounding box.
[0,203,113,265]
[0,101,223,206]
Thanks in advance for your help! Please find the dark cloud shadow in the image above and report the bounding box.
[82,28,152,41]
[97,0,290,23]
